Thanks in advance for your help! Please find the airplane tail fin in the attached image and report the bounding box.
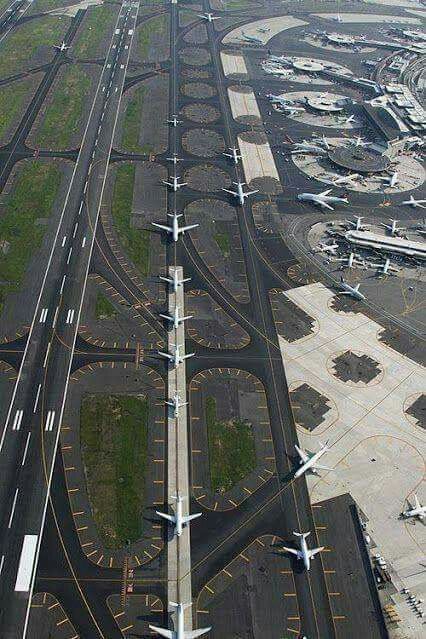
[293,531,310,539]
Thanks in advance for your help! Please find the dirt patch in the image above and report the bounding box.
[181,67,211,79]
[239,130,268,144]
[182,81,216,98]
[250,176,282,195]
[184,22,208,44]
[179,46,211,66]
[181,103,220,123]
[184,165,231,192]
[182,128,225,157]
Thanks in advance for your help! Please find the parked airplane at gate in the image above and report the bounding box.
[160,271,191,293]
[280,532,324,571]
[379,171,399,188]
[402,195,426,209]
[346,215,368,231]
[337,276,366,301]
[222,181,258,206]
[166,393,188,418]
[381,219,405,236]
[291,142,327,156]
[160,305,193,329]
[294,441,331,479]
[152,212,198,242]
[158,344,194,368]
[149,601,211,639]
[163,175,187,192]
[371,257,399,275]
[297,189,348,210]
[401,494,426,521]
[331,173,360,186]
[333,252,365,269]
[156,494,201,537]
[239,30,262,44]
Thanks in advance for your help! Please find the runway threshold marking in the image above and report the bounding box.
[12,409,23,430]
[44,410,55,432]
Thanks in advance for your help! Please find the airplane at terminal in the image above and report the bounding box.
[401,494,426,521]
[222,181,258,206]
[379,171,399,188]
[167,153,183,165]
[342,115,357,125]
[156,494,201,537]
[371,257,399,275]
[54,41,69,52]
[402,195,426,209]
[291,142,327,155]
[346,215,368,231]
[149,601,211,639]
[166,392,188,418]
[223,147,241,164]
[198,12,219,22]
[294,441,331,479]
[337,276,366,301]
[160,271,191,293]
[167,115,181,127]
[350,136,370,147]
[160,305,193,329]
[152,212,198,242]
[239,30,262,44]
[297,189,348,210]
[333,252,365,268]
[280,532,324,571]
[163,175,187,192]
[315,242,339,255]
[312,134,330,150]
[381,219,405,236]
[257,25,270,33]
[332,173,359,186]
[158,343,194,368]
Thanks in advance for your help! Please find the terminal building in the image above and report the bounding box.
[344,230,426,261]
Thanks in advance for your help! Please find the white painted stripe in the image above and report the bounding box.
[60,274,66,295]
[67,247,73,265]
[73,222,78,238]
[52,305,59,329]
[61,236,67,247]
[45,410,55,432]
[81,236,87,248]
[66,309,75,324]
[83,181,88,194]
[0,555,4,576]
[8,488,19,528]
[12,410,23,431]
[21,433,31,466]
[15,535,38,592]
[39,308,48,323]
[42,342,51,368]
[33,384,42,413]
[78,201,84,216]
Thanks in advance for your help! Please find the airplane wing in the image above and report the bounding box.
[158,351,173,360]
[313,464,333,472]
[319,189,333,196]
[152,222,173,232]
[281,546,299,556]
[309,546,324,558]
[149,625,174,639]
[179,224,199,233]
[246,189,259,196]
[295,444,309,463]
[319,200,334,211]
[183,512,202,523]
[185,628,212,638]
[156,511,176,523]
[222,188,237,196]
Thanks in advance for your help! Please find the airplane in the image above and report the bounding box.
[239,30,263,45]
[291,142,327,156]
[337,276,366,301]
[297,189,348,211]
[167,115,181,127]
[222,181,258,206]
[160,271,191,293]
[257,25,271,33]
[149,601,211,639]
[276,103,305,115]
[379,171,399,188]
[402,195,426,209]
[159,305,193,329]
[54,41,70,52]
[381,219,405,236]
[333,252,365,268]
[370,257,399,275]
[294,441,332,479]
[157,343,194,368]
[315,242,339,255]
[152,213,198,242]
[198,12,220,22]
[280,531,324,571]
[346,215,368,231]
[332,173,360,186]
[349,136,370,148]
[312,134,330,150]
[401,494,426,521]
[156,493,201,537]
[165,392,188,418]
[167,153,183,166]
[163,175,187,192]
[223,147,241,165]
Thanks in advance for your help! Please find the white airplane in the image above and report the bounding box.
[402,494,426,521]
[239,30,262,45]
[294,441,332,479]
[159,305,193,329]
[343,114,357,125]
[163,175,187,192]
[257,25,270,33]
[160,271,191,293]
[379,171,399,188]
[158,343,194,368]
[54,41,69,52]
[315,242,339,255]
[167,115,181,127]
[156,494,201,537]
[349,136,370,148]
[149,601,211,639]
[346,215,368,231]
[371,257,399,275]
[166,392,188,418]
[222,181,258,206]
[152,213,198,242]
[291,142,327,156]
[402,195,426,209]
[198,12,219,22]
[381,219,405,236]
[312,134,330,150]
[297,189,348,211]
[223,147,241,165]
[280,532,324,571]
[276,103,305,115]
[332,173,360,186]
[167,154,183,166]
[334,252,365,269]
[337,276,366,301]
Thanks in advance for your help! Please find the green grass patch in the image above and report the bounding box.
[213,230,231,258]
[0,16,69,77]
[80,394,149,549]
[95,292,117,320]
[121,86,153,154]
[205,396,257,494]
[111,164,150,277]
[138,13,168,60]
[73,4,119,58]
[0,75,39,143]
[34,64,91,149]
[28,0,69,13]
[0,161,61,310]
